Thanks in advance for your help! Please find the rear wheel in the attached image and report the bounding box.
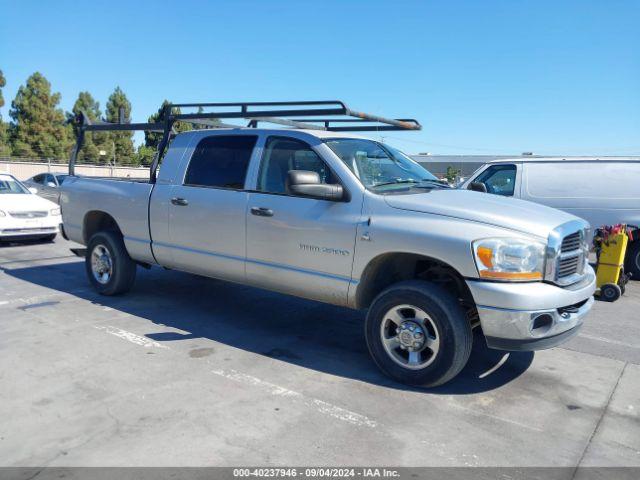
[625,241,640,280]
[365,280,472,387]
[86,231,136,295]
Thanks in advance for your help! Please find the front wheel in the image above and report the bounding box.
[86,231,137,295]
[365,280,473,387]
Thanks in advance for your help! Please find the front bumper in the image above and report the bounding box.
[0,225,59,238]
[467,266,596,351]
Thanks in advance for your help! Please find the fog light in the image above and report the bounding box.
[531,313,554,335]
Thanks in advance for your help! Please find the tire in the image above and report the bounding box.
[625,241,640,280]
[600,283,621,302]
[41,234,57,242]
[365,280,473,387]
[85,231,137,295]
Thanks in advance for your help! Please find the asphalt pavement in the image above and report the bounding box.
[0,237,638,468]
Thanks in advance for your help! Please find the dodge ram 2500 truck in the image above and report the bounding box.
[61,101,595,386]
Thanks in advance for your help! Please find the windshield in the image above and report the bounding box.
[0,175,30,194]
[324,138,439,191]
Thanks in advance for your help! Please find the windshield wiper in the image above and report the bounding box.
[371,179,421,188]
[413,179,452,189]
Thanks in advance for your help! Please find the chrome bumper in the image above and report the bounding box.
[467,266,596,351]
[0,226,59,237]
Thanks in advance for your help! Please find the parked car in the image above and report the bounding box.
[61,101,596,387]
[23,173,69,204]
[0,173,61,242]
[461,157,640,278]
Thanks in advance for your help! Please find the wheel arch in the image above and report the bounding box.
[354,252,475,313]
[83,210,123,244]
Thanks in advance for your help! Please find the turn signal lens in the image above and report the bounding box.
[479,270,543,281]
[477,246,494,268]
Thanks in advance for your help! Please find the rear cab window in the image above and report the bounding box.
[184,135,258,189]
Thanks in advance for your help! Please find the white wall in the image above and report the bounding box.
[0,161,150,181]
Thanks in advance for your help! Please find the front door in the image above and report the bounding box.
[164,134,258,284]
[246,136,360,306]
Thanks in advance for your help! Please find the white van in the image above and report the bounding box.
[462,157,640,278]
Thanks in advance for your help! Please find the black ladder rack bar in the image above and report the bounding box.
[69,100,422,181]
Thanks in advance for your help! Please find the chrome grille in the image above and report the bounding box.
[558,255,580,276]
[561,231,581,251]
[9,211,48,219]
[556,229,587,284]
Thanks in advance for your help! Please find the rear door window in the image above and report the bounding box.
[184,135,258,189]
[475,164,517,196]
[32,174,45,184]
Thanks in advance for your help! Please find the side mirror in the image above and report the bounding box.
[28,187,38,194]
[46,182,57,188]
[469,182,487,193]
[286,170,344,201]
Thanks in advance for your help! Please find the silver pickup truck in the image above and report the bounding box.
[61,101,596,387]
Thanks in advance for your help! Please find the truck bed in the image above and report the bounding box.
[60,176,156,264]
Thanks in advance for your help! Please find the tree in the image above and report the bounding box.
[144,100,193,149]
[67,91,107,164]
[105,87,135,164]
[145,102,220,150]
[134,145,155,166]
[0,69,5,110]
[445,165,461,185]
[0,69,8,156]
[9,72,72,159]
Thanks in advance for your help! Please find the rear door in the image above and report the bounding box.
[245,135,360,306]
[162,134,258,283]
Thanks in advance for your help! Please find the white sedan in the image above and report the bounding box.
[0,173,61,242]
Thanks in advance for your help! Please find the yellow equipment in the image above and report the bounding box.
[594,225,631,302]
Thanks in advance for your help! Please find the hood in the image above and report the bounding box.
[0,193,57,213]
[384,189,578,238]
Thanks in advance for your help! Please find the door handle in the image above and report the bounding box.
[171,197,189,206]
[250,207,274,217]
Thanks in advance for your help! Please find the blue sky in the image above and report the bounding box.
[1,0,638,155]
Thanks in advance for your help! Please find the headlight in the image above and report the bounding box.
[50,208,61,216]
[473,238,545,281]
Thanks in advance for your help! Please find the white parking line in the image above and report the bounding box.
[577,333,639,349]
[94,325,168,349]
[212,368,378,428]
[0,288,94,308]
